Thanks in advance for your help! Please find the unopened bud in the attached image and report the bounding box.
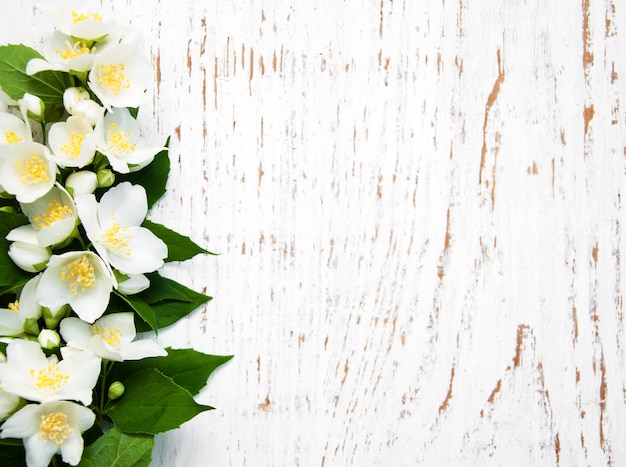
[97,169,115,188]
[108,381,125,400]
[20,93,45,122]
[38,329,60,349]
[65,170,98,196]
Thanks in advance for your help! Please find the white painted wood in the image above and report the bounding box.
[2,0,625,465]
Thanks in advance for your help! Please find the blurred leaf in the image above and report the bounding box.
[78,428,153,467]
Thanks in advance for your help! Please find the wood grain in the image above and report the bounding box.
[1,0,625,465]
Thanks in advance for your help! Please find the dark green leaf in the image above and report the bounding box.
[135,277,211,332]
[78,428,153,467]
[108,369,212,435]
[140,272,192,304]
[142,220,214,262]
[116,139,170,208]
[0,211,31,287]
[0,44,71,112]
[114,292,157,333]
[0,442,26,467]
[116,348,232,396]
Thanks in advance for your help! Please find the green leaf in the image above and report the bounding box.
[0,211,31,288]
[135,276,211,332]
[108,369,212,435]
[116,139,170,208]
[0,44,70,114]
[116,348,232,396]
[114,291,157,333]
[142,220,214,262]
[78,428,153,467]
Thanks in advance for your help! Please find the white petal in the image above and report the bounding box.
[108,226,167,274]
[25,434,59,467]
[119,340,167,360]
[0,403,40,439]
[59,317,93,349]
[98,182,147,227]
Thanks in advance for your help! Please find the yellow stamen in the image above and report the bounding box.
[7,300,18,312]
[107,123,135,154]
[39,412,72,446]
[71,10,102,23]
[30,364,69,391]
[4,131,22,144]
[59,131,85,158]
[55,40,91,60]
[60,256,96,295]
[98,63,130,95]
[101,222,133,257]
[15,156,50,185]
[33,199,74,228]
[92,324,122,346]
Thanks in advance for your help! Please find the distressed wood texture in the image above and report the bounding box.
[2,0,626,465]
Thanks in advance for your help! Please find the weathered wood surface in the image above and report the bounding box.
[2,0,626,465]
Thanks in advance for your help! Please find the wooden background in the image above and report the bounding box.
[2,0,626,465]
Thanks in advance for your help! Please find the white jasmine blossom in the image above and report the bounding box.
[88,44,150,110]
[0,275,42,337]
[60,312,167,361]
[20,183,78,247]
[0,142,56,203]
[0,339,100,405]
[36,251,115,323]
[0,111,30,145]
[48,116,96,168]
[75,182,167,275]
[95,108,164,173]
[63,88,104,127]
[51,1,113,41]
[0,400,95,467]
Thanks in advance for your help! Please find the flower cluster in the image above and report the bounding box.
[0,3,229,467]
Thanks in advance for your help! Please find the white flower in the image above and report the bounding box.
[20,183,78,247]
[75,182,167,275]
[0,383,21,422]
[0,339,100,405]
[95,108,164,173]
[0,111,30,145]
[0,142,56,203]
[60,312,167,361]
[64,170,98,196]
[0,275,42,337]
[36,251,115,323]
[47,116,96,168]
[0,400,95,467]
[27,31,98,75]
[63,88,104,127]
[51,1,113,41]
[88,44,150,110]
[6,226,51,273]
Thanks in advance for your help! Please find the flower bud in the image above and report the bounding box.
[63,87,103,126]
[107,381,125,400]
[7,242,50,272]
[65,170,98,196]
[20,93,45,122]
[23,318,40,336]
[97,168,115,187]
[117,274,150,295]
[38,329,60,349]
[43,304,70,330]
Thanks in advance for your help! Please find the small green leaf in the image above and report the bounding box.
[135,276,211,331]
[0,44,70,113]
[116,139,170,208]
[140,272,192,304]
[114,292,157,332]
[108,369,212,435]
[0,211,31,288]
[78,428,153,467]
[142,220,214,262]
[116,348,232,396]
